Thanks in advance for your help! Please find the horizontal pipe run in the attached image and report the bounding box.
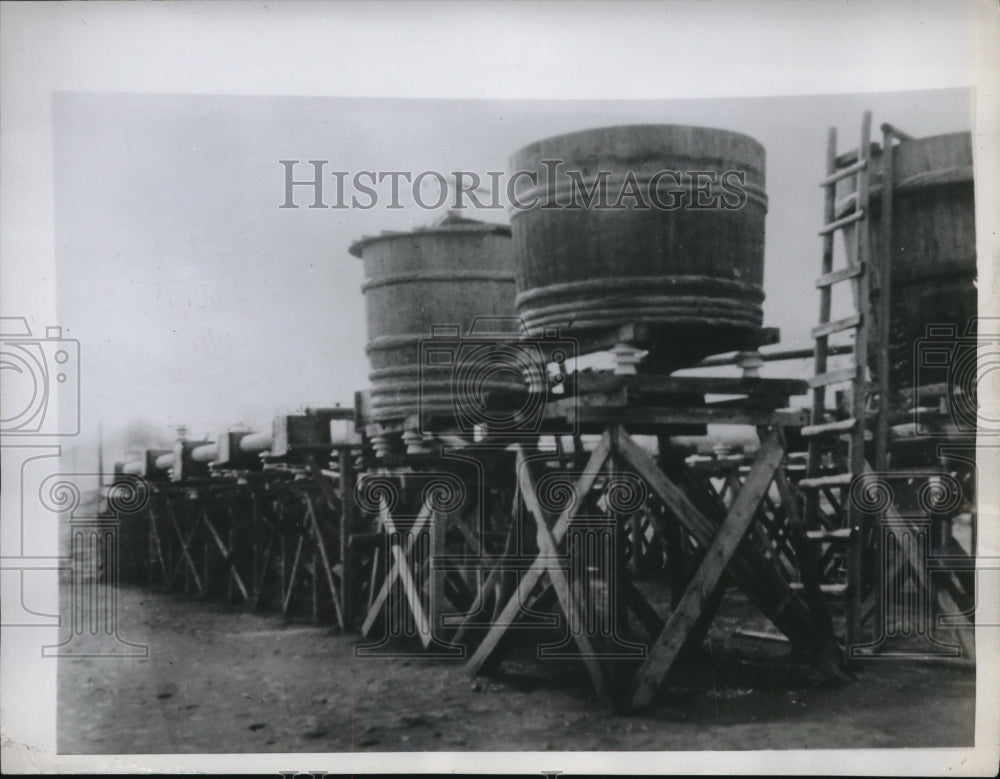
[191,444,218,463]
[240,432,273,454]
[154,453,175,471]
[696,343,853,368]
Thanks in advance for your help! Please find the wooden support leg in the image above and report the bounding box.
[282,533,305,616]
[203,514,250,602]
[201,508,211,597]
[431,508,448,636]
[466,432,613,677]
[615,428,841,679]
[251,526,276,611]
[303,495,345,629]
[662,511,689,610]
[360,500,432,639]
[772,468,838,665]
[165,502,204,594]
[339,447,356,629]
[516,447,610,703]
[629,429,785,709]
[148,506,168,584]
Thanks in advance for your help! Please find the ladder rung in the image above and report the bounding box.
[811,314,862,339]
[790,582,849,595]
[805,528,854,542]
[816,264,864,288]
[808,368,857,388]
[834,192,858,213]
[801,417,858,437]
[798,472,853,489]
[819,210,865,235]
[820,158,868,187]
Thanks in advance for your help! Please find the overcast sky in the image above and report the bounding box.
[52,88,973,457]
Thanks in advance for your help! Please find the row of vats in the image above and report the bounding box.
[106,117,978,709]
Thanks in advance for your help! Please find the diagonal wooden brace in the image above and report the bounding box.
[202,513,250,602]
[466,431,613,676]
[365,498,433,647]
[146,505,169,582]
[360,500,432,639]
[302,494,345,629]
[629,429,785,709]
[516,446,611,702]
[281,533,306,615]
[614,427,841,678]
[165,502,205,594]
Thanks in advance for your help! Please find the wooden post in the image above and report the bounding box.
[630,429,786,709]
[515,446,610,704]
[360,500,432,638]
[466,432,613,676]
[615,428,840,677]
[805,126,839,535]
[338,447,356,628]
[876,126,895,473]
[847,111,874,649]
[432,507,447,638]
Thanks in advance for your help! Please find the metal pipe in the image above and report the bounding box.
[239,432,272,454]
[191,443,218,463]
[154,453,175,471]
[696,343,853,368]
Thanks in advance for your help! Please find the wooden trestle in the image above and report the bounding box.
[447,368,846,710]
[124,447,363,629]
[354,444,516,657]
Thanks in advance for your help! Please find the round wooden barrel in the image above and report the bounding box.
[349,215,522,426]
[510,124,768,369]
[836,132,976,387]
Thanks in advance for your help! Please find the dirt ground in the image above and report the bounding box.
[57,581,975,755]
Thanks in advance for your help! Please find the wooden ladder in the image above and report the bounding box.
[800,111,880,648]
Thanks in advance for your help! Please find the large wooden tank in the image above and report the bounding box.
[349,214,522,426]
[510,124,768,369]
[836,131,976,387]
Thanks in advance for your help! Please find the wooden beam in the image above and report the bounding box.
[516,447,610,702]
[146,506,169,582]
[622,577,665,638]
[360,500,432,639]
[569,372,808,398]
[466,431,613,676]
[281,534,305,616]
[630,430,785,709]
[165,503,204,594]
[202,515,249,602]
[771,459,837,643]
[303,495,345,629]
[377,499,433,647]
[554,404,808,429]
[615,429,837,670]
